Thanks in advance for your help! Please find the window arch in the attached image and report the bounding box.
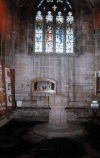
[56,11,64,53]
[35,0,74,54]
[35,11,43,52]
[45,11,53,52]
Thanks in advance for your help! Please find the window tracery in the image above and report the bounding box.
[35,0,74,54]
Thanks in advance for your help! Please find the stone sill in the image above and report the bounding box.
[31,53,79,57]
[65,106,89,109]
[16,107,51,110]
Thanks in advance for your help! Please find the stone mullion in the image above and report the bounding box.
[63,15,66,54]
[72,56,76,102]
[33,15,35,53]
[43,15,45,53]
[53,14,56,53]
[67,55,70,106]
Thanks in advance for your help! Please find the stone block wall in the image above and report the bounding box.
[0,1,100,121]
[14,52,95,108]
[14,9,96,110]
[7,8,99,119]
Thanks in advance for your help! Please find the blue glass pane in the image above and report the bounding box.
[66,26,73,34]
[63,7,67,11]
[35,34,42,42]
[42,6,46,11]
[56,12,63,23]
[66,12,74,53]
[56,12,63,53]
[35,42,42,52]
[35,11,43,52]
[47,0,53,2]
[66,35,73,53]
[66,0,72,9]
[46,11,53,22]
[37,0,44,8]
[56,43,63,53]
[56,27,63,43]
[57,0,63,3]
[66,12,74,24]
[45,42,53,52]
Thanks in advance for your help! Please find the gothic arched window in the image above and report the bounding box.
[35,11,43,52]
[35,0,74,54]
[45,11,53,52]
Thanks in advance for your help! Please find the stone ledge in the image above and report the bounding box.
[15,94,28,96]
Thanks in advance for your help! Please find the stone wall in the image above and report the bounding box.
[14,52,95,108]
[0,1,100,121]
[14,10,97,111]
[0,8,98,120]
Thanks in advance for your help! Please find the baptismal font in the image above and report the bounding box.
[33,94,83,139]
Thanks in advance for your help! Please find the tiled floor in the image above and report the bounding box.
[0,119,100,158]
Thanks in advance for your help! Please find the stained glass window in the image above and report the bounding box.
[66,12,74,53]
[47,0,53,2]
[37,0,44,8]
[42,6,46,11]
[45,11,53,52]
[35,11,43,52]
[64,7,67,11]
[52,5,57,11]
[35,1,74,54]
[57,0,63,3]
[56,12,63,53]
[66,0,72,9]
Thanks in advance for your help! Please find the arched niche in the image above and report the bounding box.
[32,78,56,93]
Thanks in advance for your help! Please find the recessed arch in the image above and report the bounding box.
[32,78,56,92]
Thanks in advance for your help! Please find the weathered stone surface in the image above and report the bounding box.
[2,7,99,113]
[48,95,68,129]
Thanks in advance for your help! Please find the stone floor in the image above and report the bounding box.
[0,119,100,158]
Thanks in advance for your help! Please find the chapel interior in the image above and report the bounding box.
[0,0,100,157]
